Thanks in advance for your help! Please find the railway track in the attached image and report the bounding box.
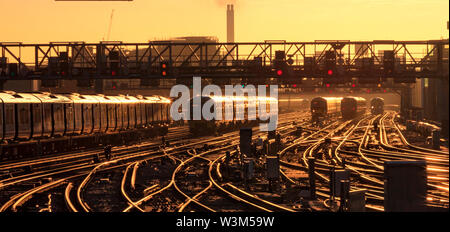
[1,112,305,212]
[2,109,448,212]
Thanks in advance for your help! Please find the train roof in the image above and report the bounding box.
[63,93,100,103]
[141,95,171,104]
[371,97,385,101]
[118,95,140,103]
[0,91,41,103]
[343,96,366,102]
[279,98,307,102]
[311,97,343,103]
[203,95,278,103]
[31,92,73,103]
[87,94,117,104]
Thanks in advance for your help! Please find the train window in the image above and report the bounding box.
[65,103,74,133]
[100,104,107,131]
[111,104,117,130]
[16,103,31,139]
[74,104,82,134]
[4,104,15,136]
[32,103,42,137]
[83,104,93,133]
[129,104,136,128]
[116,104,122,129]
[43,104,52,134]
[93,103,100,131]
[150,103,154,124]
[54,103,65,134]
[18,105,29,125]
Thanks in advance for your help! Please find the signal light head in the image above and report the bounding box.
[326,83,330,88]
[276,70,283,76]
[111,71,116,76]
[162,63,167,69]
[162,71,167,76]
[327,69,333,75]
[351,84,356,88]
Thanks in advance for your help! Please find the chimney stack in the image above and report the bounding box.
[227,4,235,43]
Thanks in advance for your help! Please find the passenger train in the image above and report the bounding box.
[370,97,385,115]
[341,97,367,120]
[0,91,171,160]
[188,95,285,135]
[310,97,342,121]
[278,98,309,113]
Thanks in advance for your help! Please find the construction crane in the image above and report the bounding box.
[102,9,115,41]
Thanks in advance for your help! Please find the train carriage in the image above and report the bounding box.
[101,95,120,132]
[90,95,112,133]
[51,94,76,136]
[0,92,172,161]
[0,92,41,141]
[64,94,98,135]
[188,95,278,135]
[123,96,139,129]
[341,97,367,120]
[32,92,72,138]
[82,95,103,134]
[63,94,83,135]
[370,97,385,115]
[137,95,153,127]
[111,95,127,131]
[278,98,308,113]
[157,96,172,124]
[310,97,342,121]
[143,96,171,125]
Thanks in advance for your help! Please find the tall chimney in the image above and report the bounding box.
[227,4,235,43]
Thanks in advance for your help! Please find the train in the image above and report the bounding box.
[0,91,171,160]
[310,97,342,121]
[278,98,309,113]
[341,97,367,120]
[370,97,385,115]
[188,95,284,135]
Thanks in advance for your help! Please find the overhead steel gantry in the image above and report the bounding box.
[0,40,448,85]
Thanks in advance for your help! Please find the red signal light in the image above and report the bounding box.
[111,71,116,76]
[326,83,330,88]
[162,71,167,76]
[276,70,283,76]
[327,69,333,75]
[293,84,297,88]
[351,84,356,88]
[162,63,167,69]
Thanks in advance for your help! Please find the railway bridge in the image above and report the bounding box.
[1,39,449,135]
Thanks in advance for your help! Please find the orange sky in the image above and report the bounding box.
[0,0,448,43]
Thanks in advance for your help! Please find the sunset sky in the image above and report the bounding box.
[0,0,448,43]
